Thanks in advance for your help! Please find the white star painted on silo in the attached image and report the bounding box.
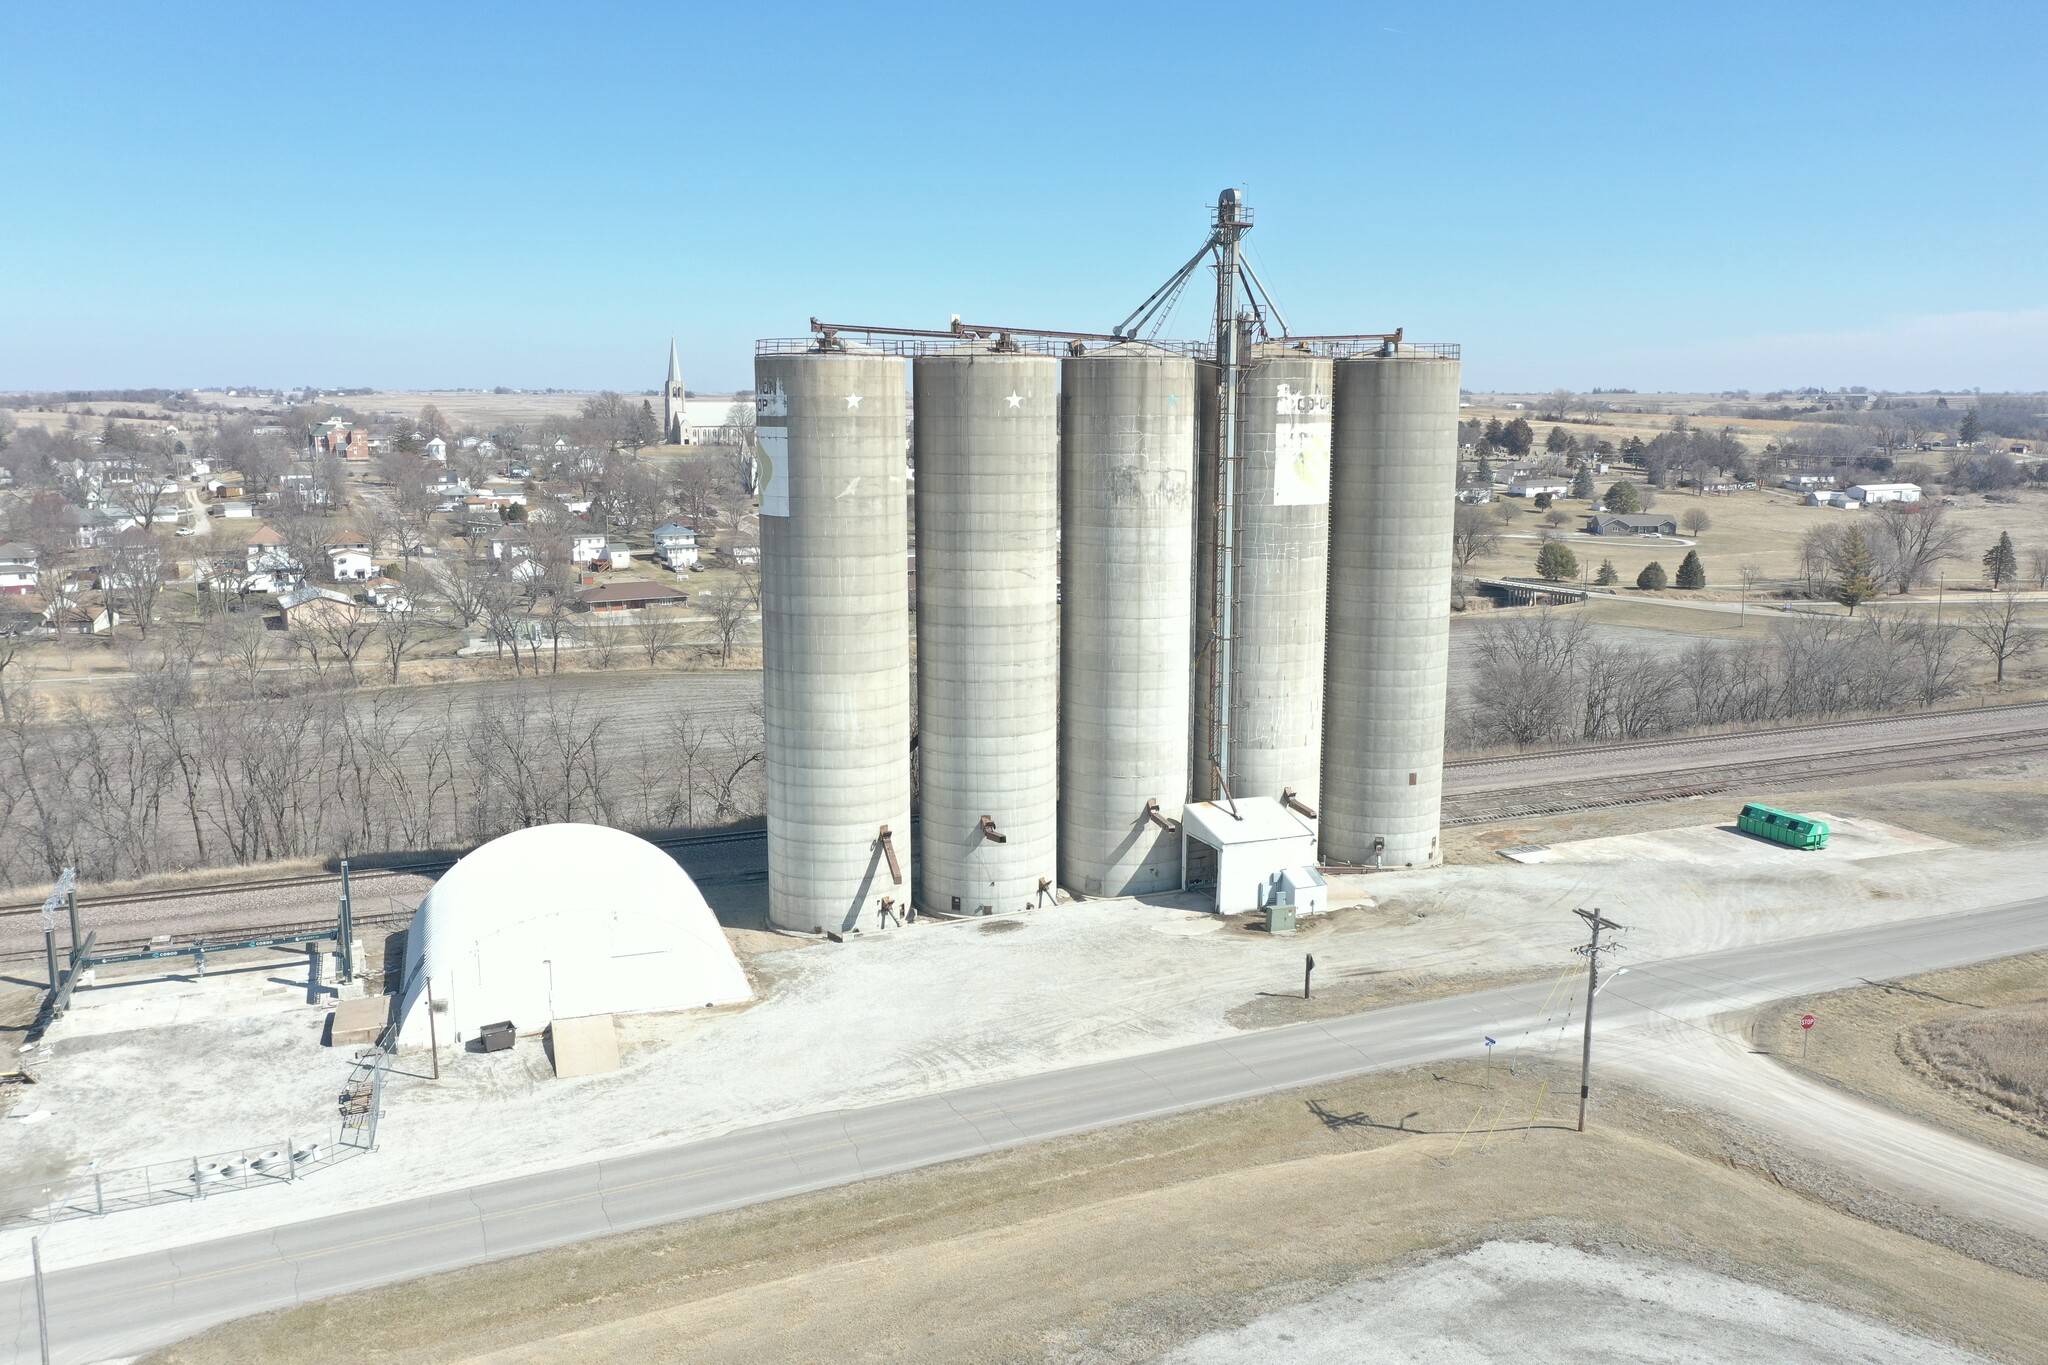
[1005,392,1023,409]
[844,393,863,409]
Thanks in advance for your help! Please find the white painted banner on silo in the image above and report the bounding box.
[1272,382,1331,506]
[757,380,789,517]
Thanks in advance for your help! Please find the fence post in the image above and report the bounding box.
[93,1170,103,1218]
[285,1137,296,1183]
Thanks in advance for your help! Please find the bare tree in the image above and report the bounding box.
[2029,545,2048,589]
[580,609,629,668]
[107,530,172,636]
[1680,508,1713,538]
[673,462,720,524]
[1452,504,1503,572]
[196,541,255,615]
[1961,590,2038,684]
[433,557,500,633]
[1869,502,1964,594]
[0,619,30,720]
[201,608,273,698]
[705,704,765,819]
[699,581,753,664]
[308,605,377,685]
[637,610,688,665]
[376,598,425,683]
[1471,611,1588,747]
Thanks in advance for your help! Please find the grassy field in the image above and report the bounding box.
[1464,482,2048,595]
[1757,951,2048,1164]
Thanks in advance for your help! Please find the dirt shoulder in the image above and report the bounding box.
[152,1057,2048,1365]
[1750,950,2048,1167]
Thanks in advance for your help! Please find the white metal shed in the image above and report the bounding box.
[1180,798,1318,914]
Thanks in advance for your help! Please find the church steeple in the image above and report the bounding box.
[662,337,686,444]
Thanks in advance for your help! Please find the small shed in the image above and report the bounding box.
[1180,798,1318,914]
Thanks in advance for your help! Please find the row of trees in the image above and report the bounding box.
[0,654,765,888]
[1535,543,1707,590]
[1461,610,2013,749]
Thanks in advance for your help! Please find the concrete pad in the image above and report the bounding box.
[1498,813,1951,867]
[547,1015,620,1078]
[1162,1240,1986,1364]
[51,956,325,1041]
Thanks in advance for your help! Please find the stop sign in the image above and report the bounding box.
[1801,1013,1816,1030]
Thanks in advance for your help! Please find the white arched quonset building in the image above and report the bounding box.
[394,823,751,1047]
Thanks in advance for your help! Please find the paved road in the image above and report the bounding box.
[1611,1021,2048,1242]
[6,894,2045,1364]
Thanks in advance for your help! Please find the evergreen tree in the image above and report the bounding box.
[1570,464,1595,500]
[1475,452,1495,484]
[1604,480,1643,514]
[1636,560,1668,590]
[1675,548,1706,589]
[1545,425,1572,455]
[1594,558,1619,586]
[1983,531,2018,588]
[1482,417,1504,450]
[1502,417,1535,457]
[1621,434,1646,464]
[1536,540,1580,582]
[1832,527,1879,613]
[1533,491,1553,509]
[1959,409,1982,444]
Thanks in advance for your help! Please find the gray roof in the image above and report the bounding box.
[278,584,353,611]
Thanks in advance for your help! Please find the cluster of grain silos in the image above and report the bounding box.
[752,208,1460,935]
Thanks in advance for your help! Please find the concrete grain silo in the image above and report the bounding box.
[1321,347,1461,869]
[912,348,1059,915]
[756,348,914,932]
[1192,347,1333,806]
[1059,343,1196,896]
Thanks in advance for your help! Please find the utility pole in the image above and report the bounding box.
[32,1233,50,1365]
[425,976,441,1080]
[337,859,354,986]
[1572,907,1625,1133]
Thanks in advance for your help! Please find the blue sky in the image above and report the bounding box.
[3,2,2043,394]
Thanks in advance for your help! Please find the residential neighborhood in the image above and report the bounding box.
[0,387,762,679]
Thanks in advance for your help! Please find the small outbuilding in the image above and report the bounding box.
[1180,797,1319,914]
[1847,482,1922,505]
[394,823,751,1048]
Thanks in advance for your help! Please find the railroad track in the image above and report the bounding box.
[1444,727,2048,825]
[4,701,2042,924]
[1443,698,2048,778]
[0,827,768,919]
